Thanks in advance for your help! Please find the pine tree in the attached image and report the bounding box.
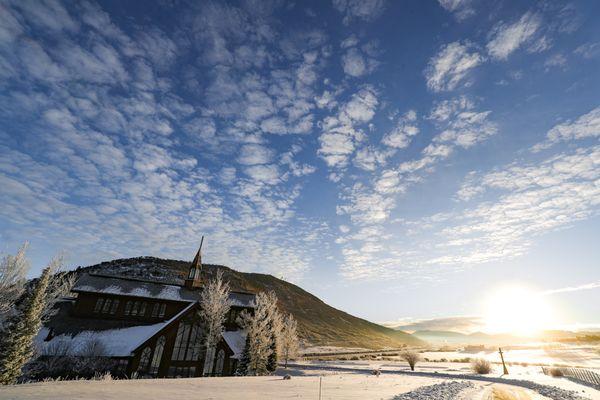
[0,266,51,385]
[235,334,251,376]
[266,327,278,373]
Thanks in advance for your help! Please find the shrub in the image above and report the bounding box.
[471,358,492,374]
[549,367,564,377]
[400,350,421,371]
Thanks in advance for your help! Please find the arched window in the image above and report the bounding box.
[149,336,165,376]
[151,303,159,317]
[159,303,166,318]
[215,349,225,376]
[102,299,112,313]
[93,298,104,313]
[138,347,152,372]
[124,301,133,316]
[139,302,147,316]
[171,322,203,361]
[131,301,140,316]
[110,299,120,314]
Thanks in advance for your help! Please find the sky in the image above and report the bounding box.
[0,0,599,332]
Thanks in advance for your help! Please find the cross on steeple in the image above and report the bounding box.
[185,236,204,289]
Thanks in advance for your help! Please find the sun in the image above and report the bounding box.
[483,285,554,337]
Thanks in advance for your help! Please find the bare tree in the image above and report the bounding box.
[0,243,30,323]
[400,350,421,371]
[199,269,230,376]
[280,313,300,369]
[238,291,279,376]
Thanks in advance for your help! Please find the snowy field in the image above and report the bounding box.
[1,361,598,400]
[418,343,600,369]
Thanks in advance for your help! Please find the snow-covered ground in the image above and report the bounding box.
[419,343,600,370]
[1,362,597,400]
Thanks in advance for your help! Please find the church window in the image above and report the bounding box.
[131,301,140,316]
[138,347,152,373]
[102,299,112,313]
[110,299,120,314]
[93,298,104,313]
[149,336,165,376]
[124,301,132,316]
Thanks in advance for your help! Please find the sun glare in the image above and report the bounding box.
[483,285,554,337]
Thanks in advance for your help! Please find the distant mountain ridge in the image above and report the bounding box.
[72,256,422,349]
[393,328,583,345]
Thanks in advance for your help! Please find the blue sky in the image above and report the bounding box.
[1,0,599,331]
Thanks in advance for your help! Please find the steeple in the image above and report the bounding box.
[185,236,204,289]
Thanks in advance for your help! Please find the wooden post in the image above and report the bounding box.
[499,347,508,375]
[319,376,322,400]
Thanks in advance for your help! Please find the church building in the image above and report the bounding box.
[38,242,254,378]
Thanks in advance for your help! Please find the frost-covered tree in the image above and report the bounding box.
[400,350,421,371]
[199,269,230,376]
[0,252,72,385]
[0,264,51,384]
[280,313,300,369]
[0,243,30,324]
[238,291,279,376]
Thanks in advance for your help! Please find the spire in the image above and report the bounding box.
[185,236,204,289]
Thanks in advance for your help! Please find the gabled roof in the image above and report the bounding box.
[39,303,195,357]
[222,330,247,359]
[73,273,255,307]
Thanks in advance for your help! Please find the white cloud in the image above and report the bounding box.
[342,47,367,77]
[541,281,600,296]
[434,146,600,266]
[574,42,600,59]
[243,164,280,185]
[437,0,475,21]
[237,144,274,165]
[318,86,379,168]
[336,98,497,280]
[332,0,386,24]
[533,106,600,151]
[341,46,378,78]
[544,53,567,70]
[487,12,541,60]
[425,41,484,92]
[0,0,332,284]
[382,110,419,149]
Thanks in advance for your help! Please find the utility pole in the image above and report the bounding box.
[499,347,509,375]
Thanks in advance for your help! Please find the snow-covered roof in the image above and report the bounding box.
[222,330,247,359]
[39,303,195,357]
[73,274,255,307]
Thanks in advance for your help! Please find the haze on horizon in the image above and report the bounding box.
[0,0,598,336]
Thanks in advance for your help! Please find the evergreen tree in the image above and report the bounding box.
[235,334,251,376]
[0,266,51,385]
[267,327,278,373]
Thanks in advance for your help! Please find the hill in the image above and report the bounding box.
[73,256,421,349]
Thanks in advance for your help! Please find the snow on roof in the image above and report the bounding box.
[222,330,247,359]
[40,303,195,357]
[73,274,255,307]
